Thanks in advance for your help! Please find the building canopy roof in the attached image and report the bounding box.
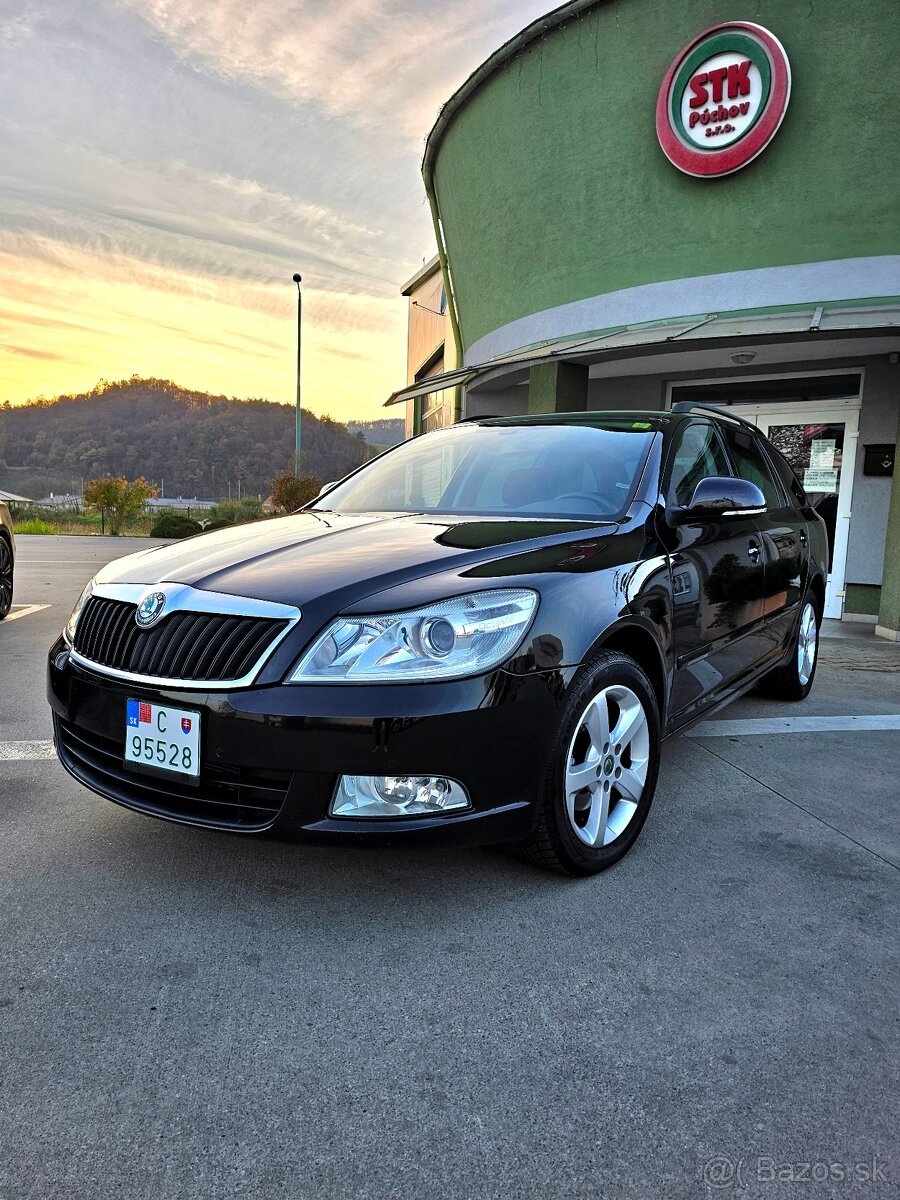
[384,302,900,406]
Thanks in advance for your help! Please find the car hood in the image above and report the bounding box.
[94,511,615,610]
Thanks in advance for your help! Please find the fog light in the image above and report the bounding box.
[330,774,470,818]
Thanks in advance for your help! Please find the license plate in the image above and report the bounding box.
[124,699,201,778]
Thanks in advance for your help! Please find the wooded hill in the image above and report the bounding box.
[0,378,400,500]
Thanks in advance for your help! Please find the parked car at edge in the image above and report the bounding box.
[48,406,827,875]
[0,501,15,620]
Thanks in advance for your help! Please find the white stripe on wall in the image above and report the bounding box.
[465,255,900,364]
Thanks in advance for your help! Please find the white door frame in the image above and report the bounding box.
[726,397,860,620]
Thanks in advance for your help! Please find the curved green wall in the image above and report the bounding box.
[430,0,900,357]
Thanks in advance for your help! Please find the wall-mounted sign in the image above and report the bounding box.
[656,22,791,177]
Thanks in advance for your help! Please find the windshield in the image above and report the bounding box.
[313,422,655,520]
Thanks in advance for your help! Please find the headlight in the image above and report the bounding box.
[288,588,538,683]
[64,579,94,644]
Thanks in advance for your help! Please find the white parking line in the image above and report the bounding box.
[3,717,898,763]
[0,741,55,761]
[687,715,900,737]
[4,604,51,622]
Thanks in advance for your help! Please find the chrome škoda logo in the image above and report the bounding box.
[656,22,791,177]
[135,590,167,628]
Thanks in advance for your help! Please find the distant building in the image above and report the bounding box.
[39,494,83,509]
[399,255,457,437]
[145,497,216,512]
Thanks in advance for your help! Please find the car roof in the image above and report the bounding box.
[466,410,671,429]
[467,406,763,436]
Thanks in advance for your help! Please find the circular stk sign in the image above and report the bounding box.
[656,22,791,177]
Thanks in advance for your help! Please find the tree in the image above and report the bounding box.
[84,476,158,535]
[271,471,321,512]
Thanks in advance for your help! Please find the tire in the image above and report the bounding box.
[513,651,661,875]
[0,535,12,620]
[757,593,820,701]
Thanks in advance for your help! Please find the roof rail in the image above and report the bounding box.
[671,401,761,432]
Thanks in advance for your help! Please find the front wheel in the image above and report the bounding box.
[0,536,13,620]
[758,596,820,701]
[513,651,661,875]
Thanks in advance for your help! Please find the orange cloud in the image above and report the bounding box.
[0,239,405,420]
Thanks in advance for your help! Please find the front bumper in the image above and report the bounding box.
[48,638,571,847]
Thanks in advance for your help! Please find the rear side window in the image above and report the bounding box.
[665,422,731,506]
[722,428,786,508]
[765,443,808,505]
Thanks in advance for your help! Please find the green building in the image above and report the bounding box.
[392,0,900,636]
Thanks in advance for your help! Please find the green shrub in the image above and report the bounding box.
[13,518,55,535]
[150,512,202,539]
[201,518,234,532]
[206,498,263,526]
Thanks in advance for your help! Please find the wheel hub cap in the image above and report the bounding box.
[564,684,650,848]
[797,602,818,686]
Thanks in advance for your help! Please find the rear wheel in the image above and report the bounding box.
[513,651,660,875]
[0,536,12,620]
[758,595,819,700]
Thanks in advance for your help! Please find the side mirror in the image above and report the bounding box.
[317,482,336,497]
[672,476,766,524]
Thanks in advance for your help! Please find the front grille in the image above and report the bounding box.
[73,595,288,683]
[55,716,291,831]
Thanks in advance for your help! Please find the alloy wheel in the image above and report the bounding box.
[564,684,650,847]
[797,601,817,686]
[0,538,12,617]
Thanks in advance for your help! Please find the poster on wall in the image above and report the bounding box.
[809,440,837,468]
[803,468,838,492]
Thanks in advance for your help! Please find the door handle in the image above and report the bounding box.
[747,543,761,562]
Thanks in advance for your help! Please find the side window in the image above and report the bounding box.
[665,422,731,507]
[766,443,808,505]
[723,429,786,508]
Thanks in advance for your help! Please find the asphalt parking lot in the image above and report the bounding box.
[1,535,898,1199]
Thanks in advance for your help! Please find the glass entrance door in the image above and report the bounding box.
[728,400,859,619]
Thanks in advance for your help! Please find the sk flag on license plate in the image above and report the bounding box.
[126,700,152,727]
[181,718,192,734]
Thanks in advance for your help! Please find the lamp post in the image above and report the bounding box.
[292,273,302,474]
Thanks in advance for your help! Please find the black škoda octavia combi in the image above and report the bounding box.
[48,405,827,875]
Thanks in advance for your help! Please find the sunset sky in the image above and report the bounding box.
[0,0,548,421]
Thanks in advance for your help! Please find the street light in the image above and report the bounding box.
[292,273,302,474]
